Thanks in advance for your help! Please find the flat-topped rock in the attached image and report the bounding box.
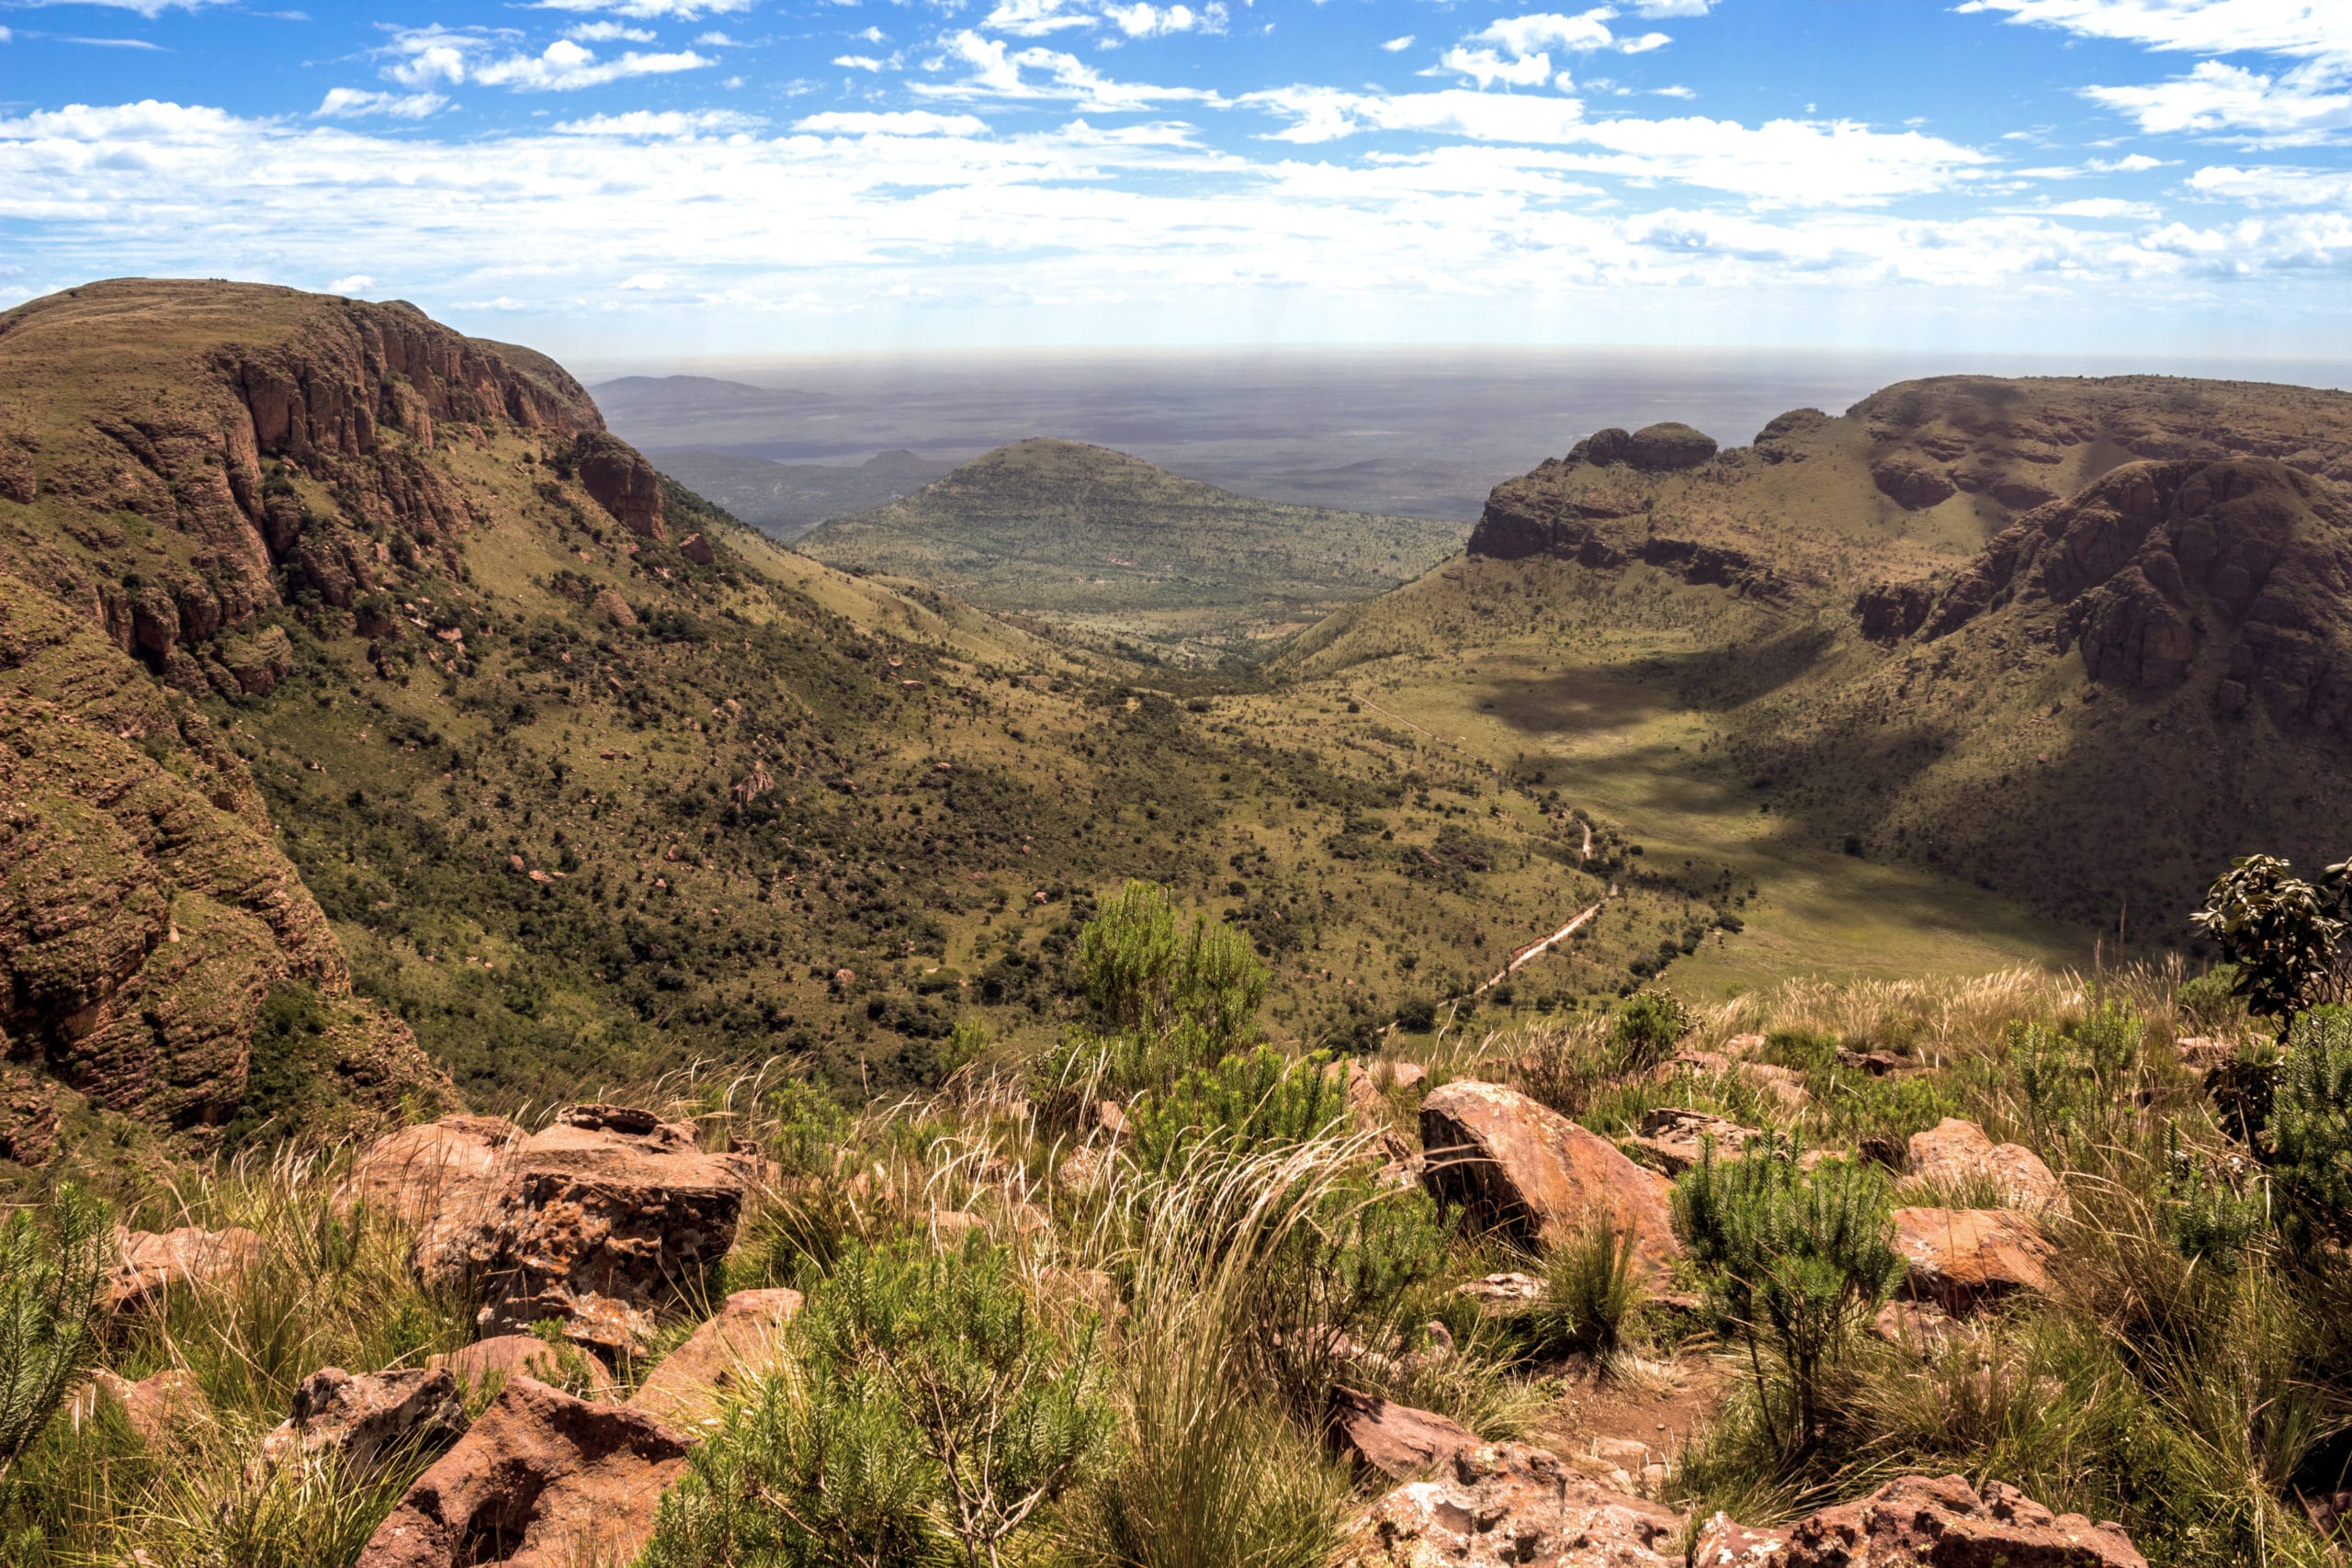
[1329,1388,1481,1480]
[1696,1473,2146,1566]
[1342,1441,1683,1568]
[107,1224,262,1314]
[1906,1118,2069,1215]
[260,1366,468,1481]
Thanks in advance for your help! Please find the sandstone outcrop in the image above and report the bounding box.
[1891,1207,2053,1313]
[1329,1387,1482,1479]
[259,1367,469,1481]
[1695,1473,2146,1566]
[1906,1118,2068,1214]
[629,1287,804,1433]
[107,1224,263,1314]
[429,1335,617,1399]
[1871,452,1957,510]
[357,1376,691,1568]
[1342,1442,1683,1568]
[1419,1080,1681,1269]
[573,434,666,542]
[1627,422,1719,472]
[79,1367,206,1447]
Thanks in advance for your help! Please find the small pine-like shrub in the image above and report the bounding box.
[644,1235,1111,1568]
[0,1185,110,1480]
[2156,1128,2268,1272]
[1127,1048,1345,1172]
[2269,1005,2352,1243]
[1671,1139,1905,1451]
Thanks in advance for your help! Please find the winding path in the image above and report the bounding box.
[1475,897,1606,996]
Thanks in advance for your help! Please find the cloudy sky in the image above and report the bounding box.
[1,0,2347,360]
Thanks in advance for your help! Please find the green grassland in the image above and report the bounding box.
[796,438,1467,660]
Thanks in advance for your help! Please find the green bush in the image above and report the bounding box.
[2270,1005,2352,1243]
[0,1185,110,1481]
[1126,1048,1346,1172]
[2191,853,2351,1020]
[645,1235,1112,1568]
[1671,1139,1904,1451]
[1522,1217,1646,1358]
[1608,991,1691,1073]
[2176,964,2247,1033]
[2157,1128,2268,1272]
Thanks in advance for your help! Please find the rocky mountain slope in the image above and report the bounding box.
[797,437,1467,657]
[0,281,1720,1173]
[1297,375,2352,942]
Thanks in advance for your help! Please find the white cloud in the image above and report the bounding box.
[854,27,888,42]
[328,274,374,293]
[1439,47,1555,89]
[1653,84,1695,98]
[620,272,672,288]
[57,34,166,49]
[2187,161,2352,202]
[2087,152,2166,170]
[797,109,991,134]
[835,54,891,69]
[982,0,1097,35]
[316,87,447,118]
[0,26,11,41]
[1632,0,1709,13]
[2083,59,2352,145]
[2022,196,2166,217]
[916,30,1227,108]
[529,0,753,19]
[563,21,656,41]
[1954,0,2352,63]
[1102,3,1227,39]
[1381,34,1414,51]
[695,30,741,45]
[1436,10,1677,88]
[551,108,762,133]
[380,28,714,92]
[979,0,1225,38]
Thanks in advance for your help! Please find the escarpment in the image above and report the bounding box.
[0,279,662,695]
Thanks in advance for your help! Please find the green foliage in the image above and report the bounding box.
[0,1185,110,1480]
[1608,990,1691,1073]
[2270,1005,2352,1243]
[1077,1388,1347,1568]
[1523,1217,1646,1358]
[1672,1139,1905,1450]
[1126,1048,1345,1172]
[2157,1128,2268,1273]
[2006,999,2147,1153]
[1079,880,1266,1057]
[646,1236,1112,1568]
[2176,964,2247,1033]
[767,1078,854,1182]
[2192,853,2352,1020]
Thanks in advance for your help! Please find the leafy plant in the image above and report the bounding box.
[1078,880,1266,1057]
[2157,1127,2268,1273]
[2269,1005,2352,1244]
[0,1185,111,1482]
[2191,853,2352,1020]
[1608,990,1691,1073]
[645,1235,1111,1568]
[1671,1138,1905,1451]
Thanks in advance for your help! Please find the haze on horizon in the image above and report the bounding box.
[2,0,2348,364]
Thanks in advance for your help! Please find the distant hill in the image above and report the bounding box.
[1283,375,2352,953]
[647,447,957,540]
[592,374,821,411]
[797,437,1469,657]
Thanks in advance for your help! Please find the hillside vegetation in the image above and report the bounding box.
[797,437,1467,658]
[641,447,955,540]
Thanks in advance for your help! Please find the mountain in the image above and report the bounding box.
[590,374,825,415]
[0,280,1733,1177]
[644,447,957,540]
[796,437,1469,657]
[1283,375,2352,960]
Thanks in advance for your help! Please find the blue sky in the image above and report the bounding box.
[1,0,2348,360]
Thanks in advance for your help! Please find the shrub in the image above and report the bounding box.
[2157,1128,2268,1272]
[2270,1005,2352,1243]
[2176,964,2247,1034]
[1126,1048,1346,1172]
[1522,1218,1645,1358]
[1671,1139,1905,1450]
[0,1185,110,1481]
[1608,990,1690,1073]
[2191,853,2351,1020]
[645,1235,1112,1568]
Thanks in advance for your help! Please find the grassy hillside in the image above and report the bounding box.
[797,437,1467,659]
[645,447,955,539]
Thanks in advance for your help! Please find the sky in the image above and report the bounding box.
[1,0,2349,361]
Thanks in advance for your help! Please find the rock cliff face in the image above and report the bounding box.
[0,568,447,1136]
[1906,458,2352,734]
[0,279,629,695]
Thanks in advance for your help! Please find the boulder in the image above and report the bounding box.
[1696,1473,2146,1567]
[357,1376,691,1568]
[1329,1388,1480,1479]
[79,1367,205,1447]
[1871,453,1957,510]
[1627,422,1718,472]
[629,1288,804,1434]
[1906,1118,2069,1215]
[412,1105,751,1357]
[107,1225,263,1314]
[429,1335,616,1399]
[572,434,666,542]
[1453,1270,1544,1308]
[1630,1108,1764,1177]
[259,1367,468,1481]
[1892,1207,2053,1313]
[1342,1442,1683,1568]
[352,1114,525,1279]
[1419,1081,1681,1270]
[677,532,716,567]
[1581,427,1634,466]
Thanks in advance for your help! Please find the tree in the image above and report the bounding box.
[1671,1138,1904,1451]
[2191,853,2352,1020]
[1078,880,1267,1059]
[0,1184,112,1483]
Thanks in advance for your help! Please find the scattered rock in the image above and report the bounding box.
[589,588,636,628]
[676,532,716,566]
[80,1367,205,1447]
[428,1335,616,1398]
[357,1376,691,1568]
[1342,1442,1683,1568]
[1419,1080,1682,1269]
[350,1112,523,1246]
[1453,1270,1544,1307]
[1892,1207,2053,1314]
[1329,1388,1481,1479]
[1869,1298,1962,1355]
[573,434,666,542]
[1630,1108,1764,1177]
[1906,1118,2069,1214]
[107,1225,263,1314]
[259,1367,468,1481]
[629,1288,804,1434]
[1699,1473,2146,1566]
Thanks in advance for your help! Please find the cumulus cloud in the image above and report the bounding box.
[563,21,656,41]
[380,27,713,92]
[2187,162,2352,203]
[316,87,447,118]
[979,0,1226,39]
[529,0,754,19]
[1381,34,1414,51]
[916,30,1227,108]
[1437,10,1673,90]
[2083,59,2352,145]
[798,109,990,134]
[328,274,374,293]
